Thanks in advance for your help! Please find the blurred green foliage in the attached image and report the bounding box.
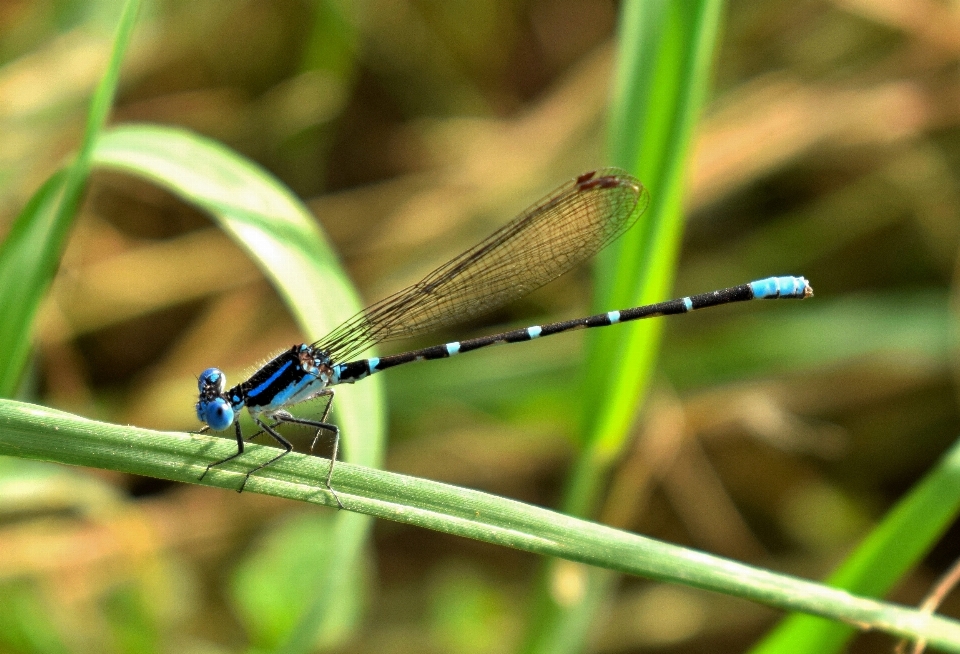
[2,0,960,652]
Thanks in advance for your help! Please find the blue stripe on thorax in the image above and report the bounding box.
[247,360,293,399]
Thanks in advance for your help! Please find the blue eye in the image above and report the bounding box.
[198,368,225,393]
[199,398,235,431]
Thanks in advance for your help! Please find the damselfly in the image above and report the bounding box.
[195,169,812,507]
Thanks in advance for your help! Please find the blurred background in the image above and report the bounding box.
[2,0,960,652]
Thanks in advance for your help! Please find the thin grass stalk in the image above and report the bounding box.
[0,0,140,395]
[520,2,725,652]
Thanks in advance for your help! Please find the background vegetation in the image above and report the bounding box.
[2,0,960,652]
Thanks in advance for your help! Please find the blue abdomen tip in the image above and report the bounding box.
[750,276,812,299]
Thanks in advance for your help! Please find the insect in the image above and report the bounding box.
[195,169,812,507]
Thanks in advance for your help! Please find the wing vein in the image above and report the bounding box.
[314,169,649,362]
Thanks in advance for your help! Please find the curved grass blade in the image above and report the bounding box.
[91,123,384,468]
[0,0,140,396]
[90,123,384,652]
[1,399,960,651]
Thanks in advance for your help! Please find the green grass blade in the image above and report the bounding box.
[578,0,724,510]
[2,399,960,651]
[0,0,139,396]
[90,124,384,652]
[749,439,960,654]
[522,2,725,652]
[0,170,68,394]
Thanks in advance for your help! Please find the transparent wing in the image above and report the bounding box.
[314,168,649,362]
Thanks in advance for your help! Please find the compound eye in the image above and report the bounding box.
[199,397,235,431]
[198,367,226,393]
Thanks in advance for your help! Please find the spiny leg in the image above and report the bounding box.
[309,389,336,453]
[279,415,340,500]
[236,418,294,493]
[306,389,341,508]
[243,420,280,443]
[274,408,342,509]
[198,420,245,482]
[244,390,334,447]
